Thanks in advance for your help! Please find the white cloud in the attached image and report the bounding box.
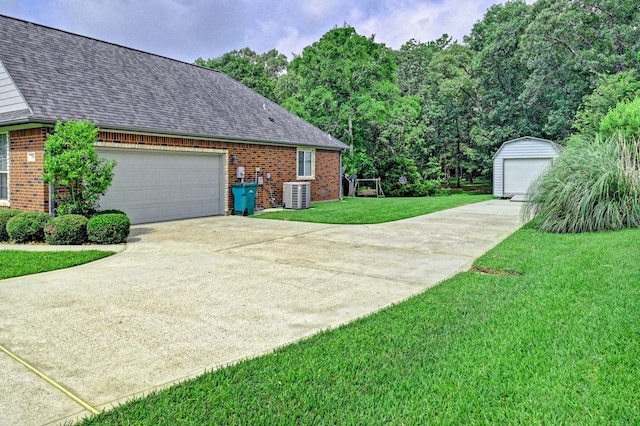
[354,0,497,48]
[0,0,510,62]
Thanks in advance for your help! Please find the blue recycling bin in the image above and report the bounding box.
[231,182,258,216]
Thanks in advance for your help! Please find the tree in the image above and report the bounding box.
[283,25,417,178]
[463,0,548,184]
[195,48,288,102]
[396,37,483,185]
[425,44,480,185]
[42,120,116,216]
[573,70,640,136]
[466,0,535,143]
[395,36,448,97]
[599,97,640,139]
[519,0,640,140]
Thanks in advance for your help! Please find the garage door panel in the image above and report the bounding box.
[96,148,223,224]
[503,158,551,195]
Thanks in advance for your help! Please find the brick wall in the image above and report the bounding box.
[313,148,341,201]
[97,131,341,211]
[6,128,49,212]
[1,126,342,214]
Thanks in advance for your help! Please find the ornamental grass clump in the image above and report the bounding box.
[524,134,640,233]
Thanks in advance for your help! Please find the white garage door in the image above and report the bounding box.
[96,148,224,224]
[503,158,551,195]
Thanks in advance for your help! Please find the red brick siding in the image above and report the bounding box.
[6,128,49,212]
[1,126,342,214]
[312,149,341,201]
[97,131,342,211]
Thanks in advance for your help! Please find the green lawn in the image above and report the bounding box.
[0,250,114,280]
[78,226,640,425]
[256,193,494,224]
[447,178,492,195]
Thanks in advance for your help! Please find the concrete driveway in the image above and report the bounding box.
[1,200,522,425]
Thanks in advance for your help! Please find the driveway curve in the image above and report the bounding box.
[1,199,522,425]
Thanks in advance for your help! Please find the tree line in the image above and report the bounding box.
[195,0,640,195]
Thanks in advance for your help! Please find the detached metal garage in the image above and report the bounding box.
[96,147,226,224]
[493,137,560,198]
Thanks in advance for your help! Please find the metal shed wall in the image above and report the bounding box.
[493,137,560,197]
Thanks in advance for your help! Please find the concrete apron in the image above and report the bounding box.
[0,199,522,426]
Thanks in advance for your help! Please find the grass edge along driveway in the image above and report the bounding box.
[0,250,114,280]
[256,193,494,224]
[77,225,640,425]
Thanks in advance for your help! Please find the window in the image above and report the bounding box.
[0,134,7,200]
[297,148,315,179]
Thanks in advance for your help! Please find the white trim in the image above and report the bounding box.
[0,123,47,132]
[0,132,8,204]
[95,127,344,151]
[94,141,226,155]
[296,147,315,180]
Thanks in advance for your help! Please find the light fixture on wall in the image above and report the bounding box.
[231,154,238,164]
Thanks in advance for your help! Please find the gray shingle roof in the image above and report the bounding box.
[0,15,348,150]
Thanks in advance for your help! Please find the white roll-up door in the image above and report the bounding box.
[96,148,224,224]
[503,158,551,195]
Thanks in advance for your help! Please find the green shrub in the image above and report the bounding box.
[92,209,127,217]
[44,214,88,245]
[6,211,51,243]
[0,209,21,242]
[524,134,640,233]
[380,157,442,197]
[42,120,116,216]
[87,213,130,244]
[599,97,640,139]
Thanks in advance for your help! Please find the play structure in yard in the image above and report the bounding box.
[347,176,385,197]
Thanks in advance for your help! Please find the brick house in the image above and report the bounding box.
[0,15,348,223]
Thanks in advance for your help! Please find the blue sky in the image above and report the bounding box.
[1,0,509,62]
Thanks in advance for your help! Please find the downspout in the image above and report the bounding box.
[48,183,55,216]
[339,150,344,200]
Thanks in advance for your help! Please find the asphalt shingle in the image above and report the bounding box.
[0,15,348,150]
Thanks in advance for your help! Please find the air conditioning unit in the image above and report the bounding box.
[283,182,311,209]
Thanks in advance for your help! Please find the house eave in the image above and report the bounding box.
[0,118,348,151]
[96,123,348,151]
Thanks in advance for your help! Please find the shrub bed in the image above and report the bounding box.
[44,214,89,245]
[0,209,21,242]
[6,212,51,243]
[93,209,127,216]
[87,213,130,244]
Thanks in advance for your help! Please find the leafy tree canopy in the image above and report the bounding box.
[574,70,640,135]
[284,25,418,177]
[599,97,640,139]
[42,120,116,216]
[195,47,287,102]
[194,0,640,195]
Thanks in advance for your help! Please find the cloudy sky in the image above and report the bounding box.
[2,0,509,63]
